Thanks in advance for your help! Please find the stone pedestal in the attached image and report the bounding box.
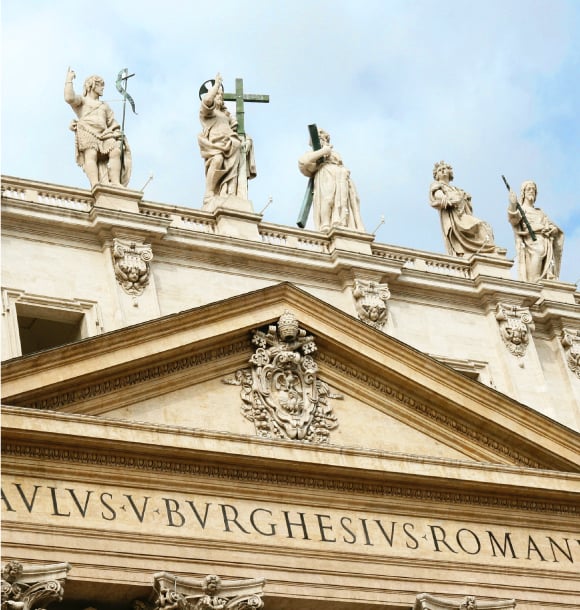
[204,196,262,241]
[328,227,374,255]
[469,251,512,280]
[92,184,143,213]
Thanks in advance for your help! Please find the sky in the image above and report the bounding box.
[2,0,579,283]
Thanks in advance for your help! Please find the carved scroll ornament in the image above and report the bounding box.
[561,328,580,379]
[227,311,340,443]
[1,561,71,610]
[414,593,516,610]
[495,303,534,357]
[112,238,153,296]
[352,279,391,329]
[150,573,264,610]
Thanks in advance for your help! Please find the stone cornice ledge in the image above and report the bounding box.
[532,299,580,326]
[2,406,579,501]
[89,205,171,241]
[472,274,542,308]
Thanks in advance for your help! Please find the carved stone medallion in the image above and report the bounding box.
[112,238,153,296]
[352,279,391,329]
[561,328,580,379]
[227,311,340,443]
[495,303,534,357]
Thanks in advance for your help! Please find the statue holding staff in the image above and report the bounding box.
[507,180,564,282]
[64,67,131,188]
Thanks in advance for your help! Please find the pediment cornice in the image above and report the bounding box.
[2,283,579,473]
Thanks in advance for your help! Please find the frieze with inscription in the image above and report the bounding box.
[2,479,579,570]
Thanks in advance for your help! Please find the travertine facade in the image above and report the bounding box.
[2,176,580,610]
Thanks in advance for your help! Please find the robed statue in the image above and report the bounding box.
[429,160,499,256]
[198,73,257,205]
[507,180,564,282]
[298,127,365,233]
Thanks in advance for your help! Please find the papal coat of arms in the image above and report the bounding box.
[228,311,340,443]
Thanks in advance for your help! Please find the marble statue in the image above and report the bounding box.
[198,73,256,204]
[507,180,564,282]
[64,68,131,188]
[298,128,365,233]
[429,161,498,256]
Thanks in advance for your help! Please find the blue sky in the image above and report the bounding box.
[2,0,579,283]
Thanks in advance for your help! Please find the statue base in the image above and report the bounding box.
[327,226,374,255]
[202,194,255,214]
[204,195,262,241]
[92,184,143,213]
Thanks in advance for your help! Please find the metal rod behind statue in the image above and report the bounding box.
[116,68,137,185]
[297,124,322,228]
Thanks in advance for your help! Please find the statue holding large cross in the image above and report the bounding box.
[198,73,269,209]
[298,126,365,233]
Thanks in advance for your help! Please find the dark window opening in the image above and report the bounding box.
[17,305,84,355]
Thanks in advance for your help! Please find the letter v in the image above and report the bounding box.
[124,495,150,522]
[14,483,41,512]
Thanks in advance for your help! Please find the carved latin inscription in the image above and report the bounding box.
[227,311,340,443]
[496,303,534,357]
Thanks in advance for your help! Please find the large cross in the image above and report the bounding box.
[223,78,269,136]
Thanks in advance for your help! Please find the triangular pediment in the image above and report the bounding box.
[2,283,579,473]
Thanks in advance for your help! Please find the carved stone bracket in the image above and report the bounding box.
[149,572,265,610]
[1,561,71,610]
[352,279,391,329]
[112,238,153,296]
[561,328,580,379]
[414,593,516,610]
[495,303,534,357]
[225,310,341,443]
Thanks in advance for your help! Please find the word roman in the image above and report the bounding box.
[2,483,578,564]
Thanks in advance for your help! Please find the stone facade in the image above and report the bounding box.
[2,176,580,610]
[2,176,579,429]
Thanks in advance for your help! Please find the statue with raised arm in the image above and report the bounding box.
[298,127,365,232]
[507,180,564,282]
[198,73,256,205]
[64,68,131,188]
[429,160,499,256]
